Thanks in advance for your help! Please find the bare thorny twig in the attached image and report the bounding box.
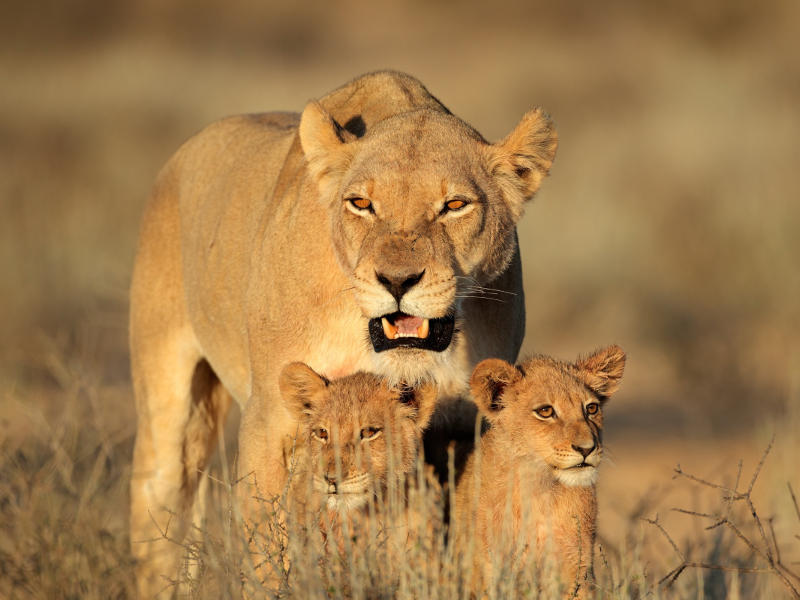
[643,436,800,598]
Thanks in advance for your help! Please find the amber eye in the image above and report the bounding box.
[360,427,382,440]
[313,428,329,442]
[348,197,373,212]
[586,402,600,416]
[534,405,555,418]
[442,198,469,213]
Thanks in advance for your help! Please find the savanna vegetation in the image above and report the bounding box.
[2,0,799,597]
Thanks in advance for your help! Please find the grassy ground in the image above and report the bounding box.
[1,0,799,597]
[1,358,798,598]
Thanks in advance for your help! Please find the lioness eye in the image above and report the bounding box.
[442,198,469,213]
[314,428,329,441]
[348,197,373,212]
[534,405,555,418]
[360,427,382,440]
[586,402,600,416]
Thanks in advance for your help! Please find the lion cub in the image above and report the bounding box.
[279,363,439,554]
[454,345,626,597]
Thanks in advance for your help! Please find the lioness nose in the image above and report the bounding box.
[572,442,596,458]
[375,269,425,303]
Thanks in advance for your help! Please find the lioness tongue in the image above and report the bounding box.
[395,315,423,334]
[380,315,430,340]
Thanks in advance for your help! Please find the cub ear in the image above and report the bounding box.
[575,345,626,399]
[485,108,558,214]
[395,381,438,430]
[279,362,329,420]
[469,358,521,417]
[299,102,355,196]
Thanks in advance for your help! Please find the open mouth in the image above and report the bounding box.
[368,312,455,353]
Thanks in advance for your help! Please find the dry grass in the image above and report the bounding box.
[2,0,799,597]
[2,350,798,598]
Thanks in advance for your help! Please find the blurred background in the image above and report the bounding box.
[1,0,798,595]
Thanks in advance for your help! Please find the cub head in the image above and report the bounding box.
[469,345,626,487]
[279,362,437,511]
[299,101,557,382]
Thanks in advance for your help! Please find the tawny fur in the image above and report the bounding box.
[279,363,439,560]
[128,71,557,596]
[454,346,626,598]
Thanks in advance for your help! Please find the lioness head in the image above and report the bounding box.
[470,345,626,487]
[299,102,557,381]
[279,362,437,511]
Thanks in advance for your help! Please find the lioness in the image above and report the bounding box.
[279,363,439,560]
[454,345,626,597]
[129,71,557,595]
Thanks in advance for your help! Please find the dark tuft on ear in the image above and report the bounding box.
[397,384,418,408]
[470,358,521,417]
[298,102,356,196]
[394,381,437,430]
[278,362,329,420]
[575,345,626,399]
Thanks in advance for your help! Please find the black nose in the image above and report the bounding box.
[375,270,424,303]
[324,472,337,487]
[572,443,596,459]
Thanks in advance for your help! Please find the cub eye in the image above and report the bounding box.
[360,427,382,440]
[441,197,469,213]
[534,405,555,419]
[313,428,329,442]
[585,402,600,416]
[348,197,373,212]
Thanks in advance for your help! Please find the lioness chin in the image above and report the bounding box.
[129,71,557,596]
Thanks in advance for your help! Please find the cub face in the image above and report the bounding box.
[299,104,557,379]
[470,345,626,487]
[279,362,436,511]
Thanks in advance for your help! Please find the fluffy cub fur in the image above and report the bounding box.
[279,362,440,555]
[454,345,626,597]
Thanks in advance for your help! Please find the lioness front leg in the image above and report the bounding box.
[129,186,233,597]
[235,394,298,592]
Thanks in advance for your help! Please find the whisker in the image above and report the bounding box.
[460,288,505,298]
[463,286,517,296]
[454,295,506,303]
[455,277,517,296]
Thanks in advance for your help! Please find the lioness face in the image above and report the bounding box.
[470,346,626,487]
[300,104,557,381]
[280,362,436,512]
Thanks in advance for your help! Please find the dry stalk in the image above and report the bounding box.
[645,436,800,599]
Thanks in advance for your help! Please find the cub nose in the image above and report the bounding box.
[324,471,337,487]
[572,442,596,459]
[375,269,425,303]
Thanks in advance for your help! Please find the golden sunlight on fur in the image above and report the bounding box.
[454,345,626,598]
[278,363,442,585]
[279,362,436,514]
[128,71,557,596]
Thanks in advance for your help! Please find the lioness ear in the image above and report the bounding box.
[486,108,557,214]
[469,358,520,417]
[299,102,355,196]
[395,381,438,430]
[279,362,329,420]
[575,345,626,399]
